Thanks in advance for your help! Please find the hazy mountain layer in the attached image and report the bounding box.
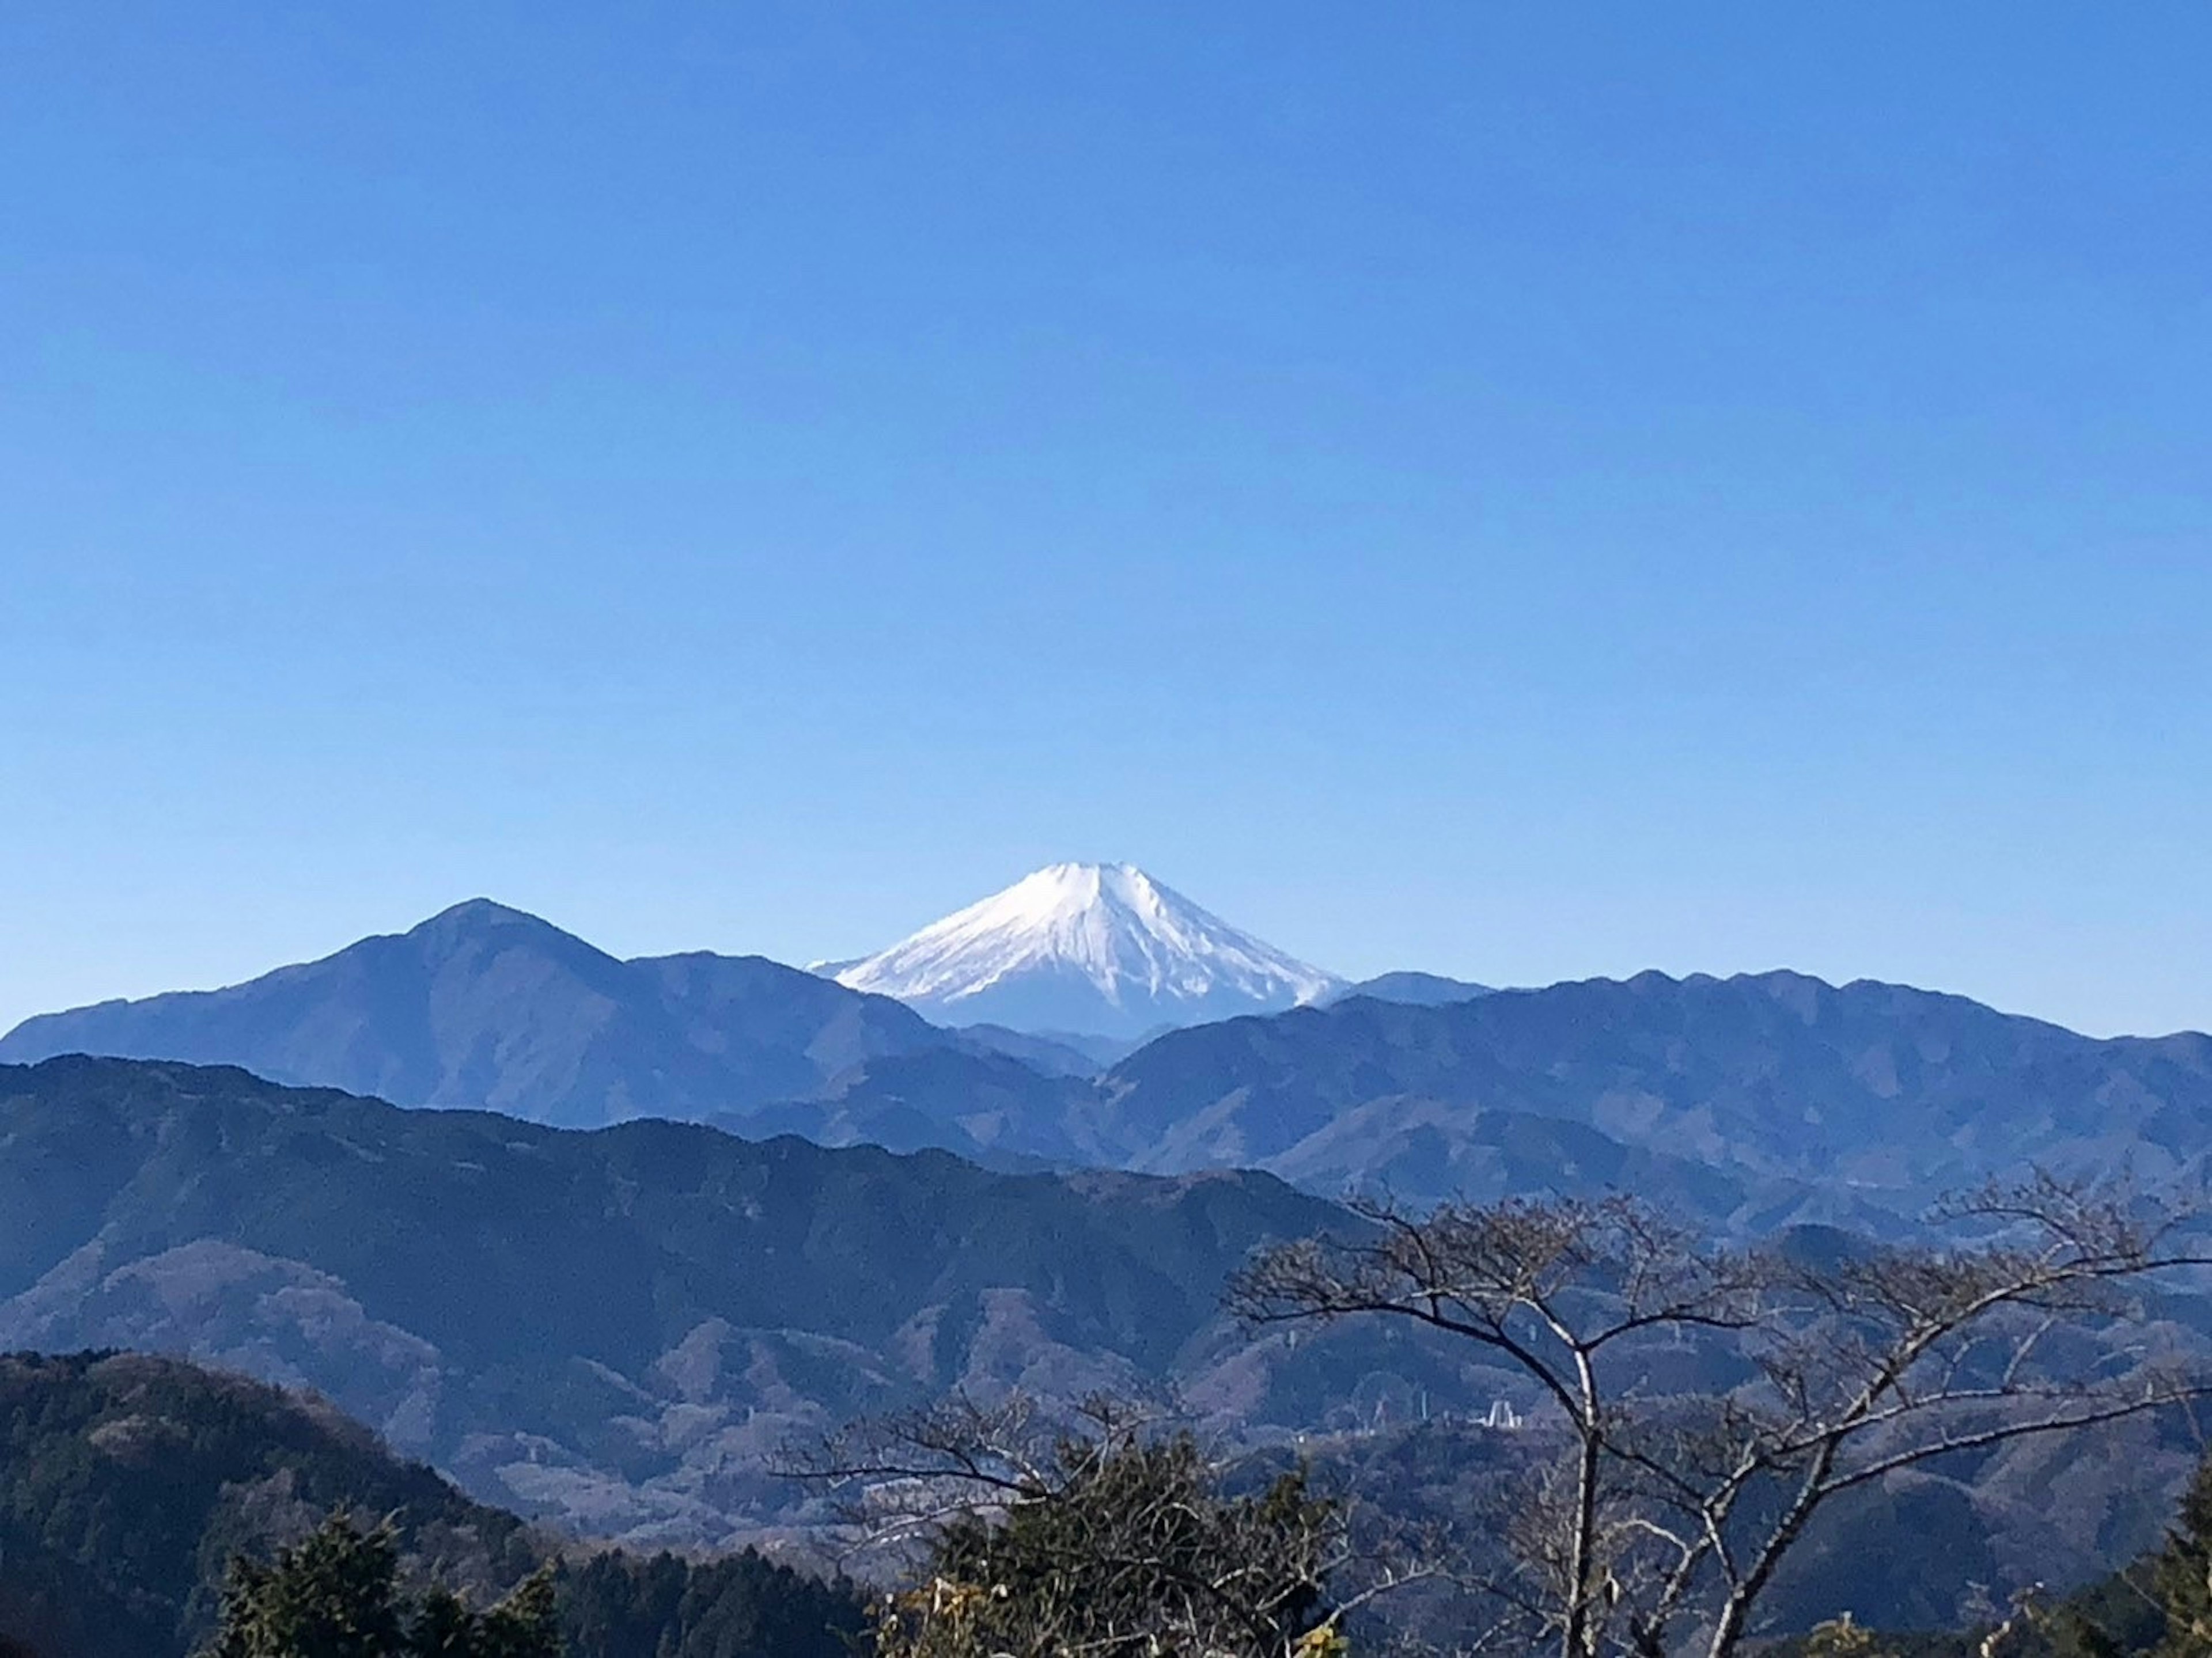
[1321,971,1494,1007]
[0,1056,1382,1546]
[0,901,950,1129]
[740,969,2212,1223]
[15,901,2211,1228]
[2,1057,2200,1636]
[1094,969,2212,1208]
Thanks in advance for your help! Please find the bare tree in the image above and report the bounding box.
[781,1393,1436,1658]
[1228,1177,2210,1658]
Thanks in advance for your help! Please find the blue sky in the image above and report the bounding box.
[5,3,2208,1037]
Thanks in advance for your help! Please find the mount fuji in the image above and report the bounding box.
[822,862,1345,1038]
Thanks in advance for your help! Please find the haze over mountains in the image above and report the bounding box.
[0,864,1358,1107]
[7,869,2211,1236]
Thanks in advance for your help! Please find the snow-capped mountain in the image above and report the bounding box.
[823,862,1344,1038]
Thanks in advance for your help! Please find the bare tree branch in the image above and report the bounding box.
[1228,1175,2212,1658]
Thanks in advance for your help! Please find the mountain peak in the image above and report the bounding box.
[394,898,609,970]
[828,863,1343,1038]
[983,862,1182,924]
[410,897,547,933]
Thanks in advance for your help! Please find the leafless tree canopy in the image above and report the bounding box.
[1228,1177,2210,1658]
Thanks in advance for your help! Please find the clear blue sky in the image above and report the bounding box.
[5,3,2208,1038]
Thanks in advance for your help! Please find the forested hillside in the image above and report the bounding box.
[0,1351,864,1658]
[5,1056,2208,1638]
[0,1054,1356,1541]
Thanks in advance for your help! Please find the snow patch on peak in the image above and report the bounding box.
[828,863,1344,1039]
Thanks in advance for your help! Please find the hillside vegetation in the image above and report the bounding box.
[0,1351,863,1658]
[0,1055,1356,1542]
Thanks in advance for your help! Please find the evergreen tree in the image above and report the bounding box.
[817,1408,1350,1658]
[204,1515,405,1658]
[200,1513,560,1658]
[465,1572,560,1658]
[2154,1459,2212,1658]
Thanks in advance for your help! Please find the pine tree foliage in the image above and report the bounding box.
[2153,1459,2212,1658]
[558,1551,866,1658]
[200,1513,559,1658]
[0,1353,863,1658]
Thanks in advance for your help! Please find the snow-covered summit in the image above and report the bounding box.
[825,863,1344,1039]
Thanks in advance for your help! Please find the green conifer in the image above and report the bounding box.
[200,1512,561,1658]
[2153,1458,2212,1658]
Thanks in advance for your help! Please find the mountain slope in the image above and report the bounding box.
[829,863,1343,1038]
[0,1056,1360,1545]
[730,1045,1097,1166]
[0,1350,536,1658]
[0,1350,864,1658]
[17,905,2211,1235]
[1322,971,1494,1007]
[747,1036,1843,1232]
[952,1023,1137,1076]
[1094,969,2212,1208]
[0,901,949,1129]
[707,966,2212,1224]
[2,1058,2198,1636]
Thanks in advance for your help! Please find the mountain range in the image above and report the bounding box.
[9,888,2212,1232]
[0,1056,1377,1545]
[1094,969,2212,1205]
[5,865,2210,1640]
[781,968,2212,1228]
[3,1054,2199,1635]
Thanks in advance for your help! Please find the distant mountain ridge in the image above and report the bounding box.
[766,968,2212,1226]
[1094,968,2212,1208]
[1322,970,1494,1008]
[12,897,2212,1234]
[0,899,950,1129]
[826,863,1344,1038]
